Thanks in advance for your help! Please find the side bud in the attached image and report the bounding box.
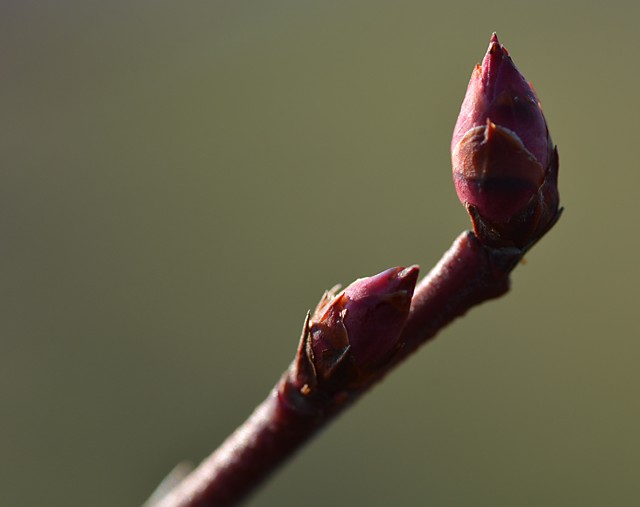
[301,266,418,391]
[451,33,560,249]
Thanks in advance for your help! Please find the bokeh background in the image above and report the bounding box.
[2,1,639,506]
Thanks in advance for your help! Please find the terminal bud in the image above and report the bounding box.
[451,33,560,249]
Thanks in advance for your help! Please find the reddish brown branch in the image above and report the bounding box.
[153,232,527,507]
[155,389,324,507]
[150,33,561,507]
[394,232,518,360]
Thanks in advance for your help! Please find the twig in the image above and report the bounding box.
[153,233,532,507]
[150,33,561,507]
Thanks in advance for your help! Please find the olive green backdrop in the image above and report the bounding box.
[2,1,638,506]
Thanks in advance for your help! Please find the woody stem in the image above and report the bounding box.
[153,231,524,507]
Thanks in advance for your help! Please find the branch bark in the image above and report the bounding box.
[150,32,562,507]
[153,231,526,507]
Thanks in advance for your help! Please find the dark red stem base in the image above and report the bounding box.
[154,388,324,507]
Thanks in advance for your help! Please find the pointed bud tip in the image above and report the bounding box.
[397,265,420,284]
[482,33,511,82]
[386,264,420,290]
[487,33,508,55]
[398,266,420,300]
[345,265,419,302]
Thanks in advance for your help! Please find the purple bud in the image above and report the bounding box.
[309,266,419,382]
[452,34,550,169]
[451,34,560,248]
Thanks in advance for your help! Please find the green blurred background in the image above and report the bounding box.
[2,1,638,506]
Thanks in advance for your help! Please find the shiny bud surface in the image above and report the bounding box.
[451,34,559,248]
[309,266,419,383]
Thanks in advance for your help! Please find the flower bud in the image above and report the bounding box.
[451,33,560,249]
[308,266,419,386]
